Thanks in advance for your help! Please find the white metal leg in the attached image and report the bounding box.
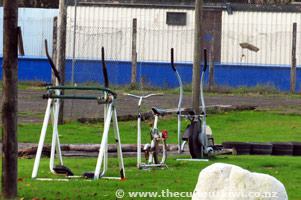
[137,115,141,169]
[32,98,53,178]
[54,99,63,165]
[94,103,113,180]
[102,103,109,177]
[50,99,61,173]
[178,115,182,153]
[112,107,126,180]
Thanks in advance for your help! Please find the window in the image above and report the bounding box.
[166,12,187,26]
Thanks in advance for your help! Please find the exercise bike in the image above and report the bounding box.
[171,48,214,159]
[123,93,168,169]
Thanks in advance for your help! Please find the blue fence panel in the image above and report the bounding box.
[214,64,294,91]
[18,58,52,82]
[1,57,301,92]
[0,57,52,82]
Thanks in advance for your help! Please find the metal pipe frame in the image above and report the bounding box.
[123,93,163,169]
[32,91,125,181]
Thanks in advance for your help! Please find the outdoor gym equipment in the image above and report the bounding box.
[32,41,125,181]
[171,48,214,158]
[123,93,168,169]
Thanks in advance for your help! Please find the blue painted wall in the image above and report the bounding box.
[0,57,300,91]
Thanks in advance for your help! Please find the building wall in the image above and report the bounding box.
[67,6,301,66]
[0,7,58,57]
[66,5,197,62]
[0,7,301,91]
[222,11,301,65]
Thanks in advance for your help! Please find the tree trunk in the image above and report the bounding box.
[192,0,203,114]
[2,0,18,198]
[57,0,67,124]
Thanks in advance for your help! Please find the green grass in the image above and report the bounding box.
[11,110,301,199]
[18,111,301,144]
[11,155,301,199]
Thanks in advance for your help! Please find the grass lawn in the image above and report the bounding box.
[18,110,301,144]
[5,110,301,199]
[11,155,301,200]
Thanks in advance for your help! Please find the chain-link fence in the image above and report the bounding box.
[63,5,301,91]
[0,6,300,91]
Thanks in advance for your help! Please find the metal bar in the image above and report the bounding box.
[45,39,61,84]
[140,164,168,167]
[47,86,117,97]
[50,97,61,174]
[32,98,53,178]
[94,103,113,180]
[46,95,104,100]
[137,115,141,169]
[77,2,228,11]
[112,107,126,180]
[176,71,183,154]
[55,100,63,165]
[176,159,209,162]
[101,47,109,88]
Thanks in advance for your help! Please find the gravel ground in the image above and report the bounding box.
[1,89,301,123]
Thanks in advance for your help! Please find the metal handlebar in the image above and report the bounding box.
[123,93,163,107]
[170,48,184,154]
[171,48,176,72]
[44,39,61,84]
[203,48,208,72]
[101,47,109,88]
[123,93,163,99]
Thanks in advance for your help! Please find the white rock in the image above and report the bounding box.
[192,163,288,200]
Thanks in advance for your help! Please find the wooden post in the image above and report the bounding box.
[192,0,203,113]
[290,23,297,93]
[131,18,137,88]
[17,27,24,56]
[52,16,58,85]
[2,0,18,198]
[57,0,67,124]
[209,30,215,91]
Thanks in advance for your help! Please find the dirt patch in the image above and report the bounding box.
[1,89,301,123]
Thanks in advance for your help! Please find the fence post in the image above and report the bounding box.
[209,31,215,91]
[2,0,18,198]
[131,18,137,87]
[52,16,58,85]
[290,23,297,93]
[192,0,203,113]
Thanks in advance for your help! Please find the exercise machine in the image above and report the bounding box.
[171,48,214,159]
[32,41,125,181]
[123,93,168,169]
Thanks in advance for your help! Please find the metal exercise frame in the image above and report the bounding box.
[171,48,213,160]
[32,43,125,181]
[123,93,168,169]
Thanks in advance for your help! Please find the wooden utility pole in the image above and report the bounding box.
[52,16,58,85]
[131,18,137,87]
[209,30,215,91]
[192,0,203,113]
[2,0,18,198]
[290,22,297,93]
[57,0,67,124]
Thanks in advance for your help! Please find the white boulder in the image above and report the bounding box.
[192,163,288,200]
